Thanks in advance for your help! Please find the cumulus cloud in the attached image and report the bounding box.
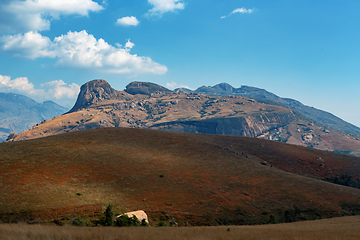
[0,74,36,94]
[40,80,80,100]
[221,8,255,19]
[1,30,168,75]
[116,16,140,26]
[125,39,135,49]
[147,0,185,16]
[0,0,103,33]
[1,31,55,59]
[0,74,80,104]
[166,81,191,90]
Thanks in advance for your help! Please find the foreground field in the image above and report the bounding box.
[1,128,360,225]
[1,216,359,240]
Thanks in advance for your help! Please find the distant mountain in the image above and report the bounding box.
[9,80,360,157]
[0,92,67,142]
[174,87,193,94]
[195,83,360,136]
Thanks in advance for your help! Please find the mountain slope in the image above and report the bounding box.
[8,80,360,156]
[1,127,360,225]
[0,92,67,142]
[195,83,360,136]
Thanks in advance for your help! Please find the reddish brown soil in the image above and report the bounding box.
[1,128,360,225]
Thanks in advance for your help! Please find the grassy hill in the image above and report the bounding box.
[1,127,360,225]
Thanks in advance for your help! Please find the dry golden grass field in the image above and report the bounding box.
[0,215,359,240]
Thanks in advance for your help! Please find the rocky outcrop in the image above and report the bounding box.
[67,80,120,113]
[125,81,172,95]
[194,83,360,136]
[150,112,298,139]
[9,80,360,157]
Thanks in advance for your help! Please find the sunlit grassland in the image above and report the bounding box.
[0,215,359,240]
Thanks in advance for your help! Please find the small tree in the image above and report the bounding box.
[104,204,114,226]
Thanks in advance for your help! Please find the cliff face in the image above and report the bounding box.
[150,111,298,140]
[195,83,360,136]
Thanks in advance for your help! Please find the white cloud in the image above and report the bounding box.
[0,0,103,33]
[166,81,191,90]
[116,16,140,26]
[0,74,36,94]
[0,74,80,105]
[221,8,255,19]
[1,31,55,59]
[125,39,135,50]
[147,0,185,16]
[41,80,80,100]
[1,30,168,75]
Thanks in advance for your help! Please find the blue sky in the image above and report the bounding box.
[0,0,359,127]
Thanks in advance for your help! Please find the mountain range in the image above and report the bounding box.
[180,83,360,136]
[0,93,67,142]
[6,79,360,156]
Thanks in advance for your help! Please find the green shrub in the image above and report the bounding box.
[157,221,167,227]
[115,215,140,227]
[72,218,83,226]
[268,215,277,224]
[140,219,149,226]
[104,204,114,226]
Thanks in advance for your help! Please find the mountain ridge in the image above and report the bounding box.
[7,80,360,156]
[193,83,360,135]
[0,92,67,142]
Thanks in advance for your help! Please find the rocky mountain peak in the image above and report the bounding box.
[67,79,119,113]
[214,82,234,91]
[125,81,172,95]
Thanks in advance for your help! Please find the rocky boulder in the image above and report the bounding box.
[125,81,172,96]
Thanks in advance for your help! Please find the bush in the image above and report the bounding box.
[53,219,63,226]
[72,218,83,226]
[157,221,167,227]
[140,219,149,226]
[115,215,140,227]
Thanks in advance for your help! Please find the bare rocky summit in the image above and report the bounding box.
[7,80,360,156]
[68,79,120,113]
[125,81,172,95]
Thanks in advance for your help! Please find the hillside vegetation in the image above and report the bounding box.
[1,127,360,225]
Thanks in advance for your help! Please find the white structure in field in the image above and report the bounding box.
[117,210,149,224]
